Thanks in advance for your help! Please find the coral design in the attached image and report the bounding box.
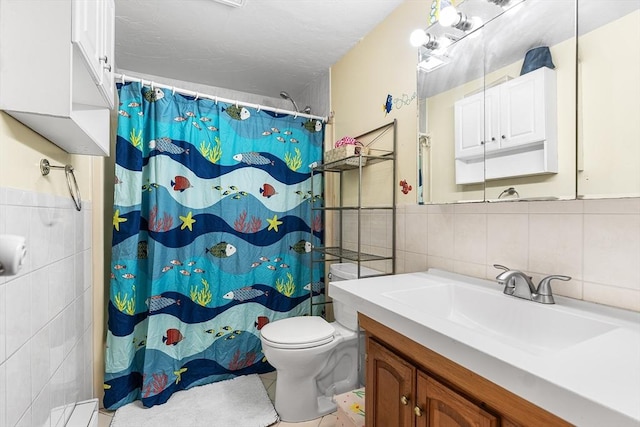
[233,210,262,233]
[114,292,135,315]
[148,206,174,232]
[312,214,322,233]
[190,279,212,307]
[199,137,222,163]
[142,372,168,398]
[130,128,143,148]
[228,349,257,371]
[276,272,296,297]
[284,147,302,171]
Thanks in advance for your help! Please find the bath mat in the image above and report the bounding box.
[111,374,279,427]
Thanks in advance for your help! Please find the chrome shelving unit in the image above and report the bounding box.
[309,120,397,312]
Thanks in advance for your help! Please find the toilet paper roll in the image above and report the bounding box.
[0,234,27,276]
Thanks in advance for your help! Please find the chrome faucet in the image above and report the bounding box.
[493,264,571,304]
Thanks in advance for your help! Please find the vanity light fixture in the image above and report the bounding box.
[418,56,448,72]
[439,6,474,31]
[487,0,512,7]
[410,30,453,51]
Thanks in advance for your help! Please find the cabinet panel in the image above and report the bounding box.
[73,0,102,83]
[366,338,415,427]
[420,373,498,427]
[499,71,546,149]
[454,93,485,160]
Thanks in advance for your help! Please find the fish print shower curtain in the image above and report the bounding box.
[104,82,325,409]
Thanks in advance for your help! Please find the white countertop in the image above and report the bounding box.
[328,269,640,427]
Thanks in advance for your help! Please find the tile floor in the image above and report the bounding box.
[97,372,338,427]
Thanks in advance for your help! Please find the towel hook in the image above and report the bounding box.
[40,159,82,211]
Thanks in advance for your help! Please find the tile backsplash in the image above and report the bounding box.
[336,198,640,312]
[0,187,93,427]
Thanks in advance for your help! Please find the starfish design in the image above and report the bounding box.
[266,214,283,232]
[179,211,196,231]
[113,209,127,231]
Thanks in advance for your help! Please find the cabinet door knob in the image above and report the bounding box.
[400,395,409,405]
[491,137,496,141]
[501,135,506,139]
[480,141,484,145]
[104,64,112,72]
[414,406,423,417]
[99,56,109,64]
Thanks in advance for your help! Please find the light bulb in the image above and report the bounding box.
[410,29,428,47]
[439,6,460,27]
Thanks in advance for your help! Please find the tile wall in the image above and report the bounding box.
[0,187,94,427]
[338,198,640,312]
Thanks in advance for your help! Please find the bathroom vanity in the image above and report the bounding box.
[329,269,640,427]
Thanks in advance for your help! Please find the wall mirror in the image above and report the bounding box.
[417,0,640,204]
[577,1,640,199]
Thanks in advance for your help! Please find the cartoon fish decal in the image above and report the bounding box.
[137,241,148,259]
[222,190,231,196]
[162,328,184,346]
[222,326,232,331]
[205,329,216,334]
[149,137,189,155]
[233,330,243,335]
[170,259,183,266]
[193,268,206,274]
[255,316,270,330]
[290,138,299,144]
[290,240,312,254]
[171,176,193,192]
[266,265,276,271]
[232,194,242,200]
[199,117,211,122]
[179,269,191,276]
[233,152,274,166]
[185,111,196,117]
[161,266,174,273]
[260,183,278,198]
[213,185,223,190]
[302,119,322,133]
[273,257,283,263]
[382,94,393,115]
[206,242,237,258]
[271,127,280,133]
[192,121,202,130]
[174,116,187,122]
[187,261,197,267]
[128,102,141,108]
[283,130,292,135]
[304,281,325,294]
[137,340,146,347]
[262,131,272,136]
[146,295,180,312]
[279,263,289,269]
[143,87,165,102]
[122,273,136,279]
[207,126,218,132]
[215,331,226,337]
[276,136,285,143]
[118,110,130,118]
[223,105,251,121]
[113,264,127,270]
[138,111,144,116]
[223,286,268,302]
[258,256,270,262]
[225,334,236,340]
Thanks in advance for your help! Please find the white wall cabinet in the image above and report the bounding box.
[454,67,557,184]
[0,0,115,156]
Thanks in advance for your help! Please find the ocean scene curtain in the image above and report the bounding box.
[104,82,325,409]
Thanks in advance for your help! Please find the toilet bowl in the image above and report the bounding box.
[259,263,381,422]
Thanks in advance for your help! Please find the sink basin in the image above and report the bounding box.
[383,283,619,355]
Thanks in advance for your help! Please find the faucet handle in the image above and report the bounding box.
[493,264,510,279]
[537,275,571,304]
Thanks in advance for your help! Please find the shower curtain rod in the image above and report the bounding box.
[114,73,327,122]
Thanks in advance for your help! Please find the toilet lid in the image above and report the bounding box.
[260,316,335,349]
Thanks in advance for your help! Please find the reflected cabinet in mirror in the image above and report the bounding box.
[417,0,639,204]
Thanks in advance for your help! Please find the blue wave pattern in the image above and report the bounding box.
[105,82,325,409]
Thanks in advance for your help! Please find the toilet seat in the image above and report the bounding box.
[261,316,335,349]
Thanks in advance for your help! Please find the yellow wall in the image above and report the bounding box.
[331,0,425,206]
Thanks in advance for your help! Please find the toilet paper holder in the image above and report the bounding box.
[0,234,27,276]
[40,159,82,211]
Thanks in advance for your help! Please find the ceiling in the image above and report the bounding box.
[114,0,406,99]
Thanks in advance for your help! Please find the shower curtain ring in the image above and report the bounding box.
[256,105,261,112]
[121,74,125,85]
[195,92,200,101]
[172,87,176,96]
[214,97,218,105]
[235,100,239,108]
[151,81,155,90]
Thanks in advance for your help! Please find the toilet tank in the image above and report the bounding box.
[330,263,382,331]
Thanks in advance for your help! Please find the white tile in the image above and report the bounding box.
[31,326,50,401]
[487,213,529,272]
[75,252,85,300]
[6,340,31,427]
[84,287,93,333]
[403,251,428,273]
[14,409,32,427]
[546,277,583,301]
[426,255,454,272]
[277,418,322,427]
[49,314,65,378]
[395,211,406,251]
[63,344,80,412]
[528,214,583,281]
[453,213,486,265]
[453,260,486,279]
[5,274,32,357]
[49,210,65,264]
[426,204,454,215]
[0,362,6,427]
[0,285,5,363]
[427,212,454,258]
[583,214,640,290]
[62,257,75,312]
[30,207,53,271]
[583,198,640,214]
[32,381,51,427]
[75,208,85,255]
[405,212,428,254]
[583,282,640,312]
[49,366,65,427]
[454,202,487,214]
[528,199,583,214]
[31,267,50,335]
[98,412,113,427]
[63,304,76,358]
[62,209,75,259]
[486,200,529,214]
[48,260,66,321]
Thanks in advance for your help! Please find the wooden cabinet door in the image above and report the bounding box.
[419,374,498,427]
[366,338,415,427]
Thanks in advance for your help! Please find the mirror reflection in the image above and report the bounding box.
[577,1,640,199]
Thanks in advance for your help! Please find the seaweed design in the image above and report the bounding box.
[199,137,222,163]
[148,206,174,232]
[130,128,143,148]
[284,147,302,171]
[312,214,322,233]
[142,372,168,398]
[276,272,296,297]
[233,210,262,233]
[190,279,212,307]
[114,292,135,315]
[228,349,257,371]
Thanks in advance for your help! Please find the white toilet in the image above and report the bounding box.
[259,263,381,422]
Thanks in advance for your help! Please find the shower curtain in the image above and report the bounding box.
[104,82,325,409]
